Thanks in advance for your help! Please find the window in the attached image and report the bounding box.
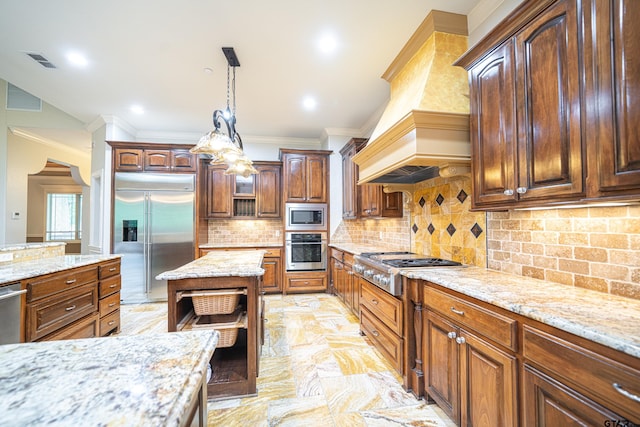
[45,193,82,241]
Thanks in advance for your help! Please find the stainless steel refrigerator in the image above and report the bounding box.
[113,172,195,303]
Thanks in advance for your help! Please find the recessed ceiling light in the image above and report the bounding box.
[317,32,338,54]
[66,51,88,67]
[303,96,317,110]
[130,105,144,115]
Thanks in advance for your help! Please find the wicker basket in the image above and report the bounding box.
[190,290,241,315]
[191,311,246,348]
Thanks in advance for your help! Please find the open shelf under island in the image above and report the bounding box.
[157,249,265,399]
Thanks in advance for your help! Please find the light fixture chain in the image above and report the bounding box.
[232,66,237,115]
[226,63,231,113]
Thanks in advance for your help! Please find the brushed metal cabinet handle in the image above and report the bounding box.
[450,307,465,316]
[65,279,77,285]
[613,382,640,403]
[65,305,76,311]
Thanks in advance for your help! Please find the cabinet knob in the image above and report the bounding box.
[371,330,380,337]
[516,187,528,194]
[447,331,457,339]
[503,189,514,196]
[455,336,466,345]
[371,298,379,305]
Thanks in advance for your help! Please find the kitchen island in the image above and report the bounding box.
[157,249,265,399]
[0,330,218,426]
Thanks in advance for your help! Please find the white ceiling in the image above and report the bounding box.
[0,0,482,152]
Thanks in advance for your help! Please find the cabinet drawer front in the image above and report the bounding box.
[42,313,100,341]
[360,280,403,336]
[263,248,281,257]
[523,325,640,421]
[99,292,121,316]
[99,260,121,279]
[28,283,98,341]
[360,306,403,373]
[425,286,516,350]
[286,277,326,291]
[330,248,344,262]
[99,275,121,297]
[100,310,120,336]
[27,266,98,302]
[343,252,354,266]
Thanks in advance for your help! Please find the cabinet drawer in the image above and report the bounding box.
[263,248,281,257]
[42,313,100,341]
[425,286,517,350]
[100,310,121,336]
[99,275,121,298]
[26,266,98,302]
[360,280,403,336]
[99,260,121,279]
[523,325,640,422]
[330,248,344,262]
[27,283,98,341]
[286,276,326,292]
[360,306,403,373]
[343,252,354,266]
[99,292,120,316]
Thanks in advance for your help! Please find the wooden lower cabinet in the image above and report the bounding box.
[284,271,327,293]
[330,249,358,317]
[42,312,100,341]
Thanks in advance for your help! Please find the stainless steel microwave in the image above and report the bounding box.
[285,203,327,230]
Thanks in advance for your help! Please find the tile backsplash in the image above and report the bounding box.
[487,205,640,300]
[207,219,283,247]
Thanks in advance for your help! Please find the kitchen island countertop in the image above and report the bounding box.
[156,249,265,281]
[402,266,640,359]
[0,254,122,286]
[0,330,218,426]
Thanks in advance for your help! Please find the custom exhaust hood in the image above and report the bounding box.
[352,10,471,192]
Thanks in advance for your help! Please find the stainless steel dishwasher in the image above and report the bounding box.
[0,283,26,344]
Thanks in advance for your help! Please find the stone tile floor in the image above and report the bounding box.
[120,293,455,427]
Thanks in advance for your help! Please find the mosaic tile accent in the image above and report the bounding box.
[427,224,435,235]
[412,224,419,233]
[419,197,426,208]
[435,194,445,206]
[471,223,483,238]
[446,223,456,236]
[457,189,468,204]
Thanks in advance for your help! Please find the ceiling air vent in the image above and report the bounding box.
[26,52,56,69]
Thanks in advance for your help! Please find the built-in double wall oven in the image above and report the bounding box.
[284,203,328,271]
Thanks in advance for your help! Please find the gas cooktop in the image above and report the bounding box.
[353,252,463,296]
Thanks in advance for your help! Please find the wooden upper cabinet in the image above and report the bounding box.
[514,0,583,203]
[256,163,281,218]
[460,0,583,210]
[111,143,197,173]
[340,140,361,219]
[144,149,171,171]
[114,148,144,172]
[586,0,640,198]
[281,149,331,203]
[205,165,233,218]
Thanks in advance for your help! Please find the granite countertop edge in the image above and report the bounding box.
[200,243,283,249]
[157,249,266,280]
[0,254,122,286]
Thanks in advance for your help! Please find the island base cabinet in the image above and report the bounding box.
[523,364,624,427]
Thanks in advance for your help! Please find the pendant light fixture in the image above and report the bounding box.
[190,47,258,177]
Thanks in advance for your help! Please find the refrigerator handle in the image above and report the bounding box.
[144,193,152,295]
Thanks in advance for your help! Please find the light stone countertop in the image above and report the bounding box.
[156,249,265,281]
[0,330,218,426]
[200,243,282,248]
[402,266,640,359]
[0,242,65,252]
[0,254,122,286]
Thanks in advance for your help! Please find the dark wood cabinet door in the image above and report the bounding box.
[359,184,381,217]
[261,257,281,293]
[144,149,172,171]
[283,154,307,202]
[425,311,459,424]
[341,143,358,219]
[469,41,518,207]
[206,165,233,218]
[381,191,403,217]
[523,364,624,427]
[459,328,518,427]
[588,0,640,197]
[306,154,327,203]
[514,0,584,202]
[171,149,197,172]
[114,148,144,172]
[256,164,281,218]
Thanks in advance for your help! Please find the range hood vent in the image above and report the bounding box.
[353,10,471,186]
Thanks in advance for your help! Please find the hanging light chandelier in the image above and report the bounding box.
[190,47,258,177]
